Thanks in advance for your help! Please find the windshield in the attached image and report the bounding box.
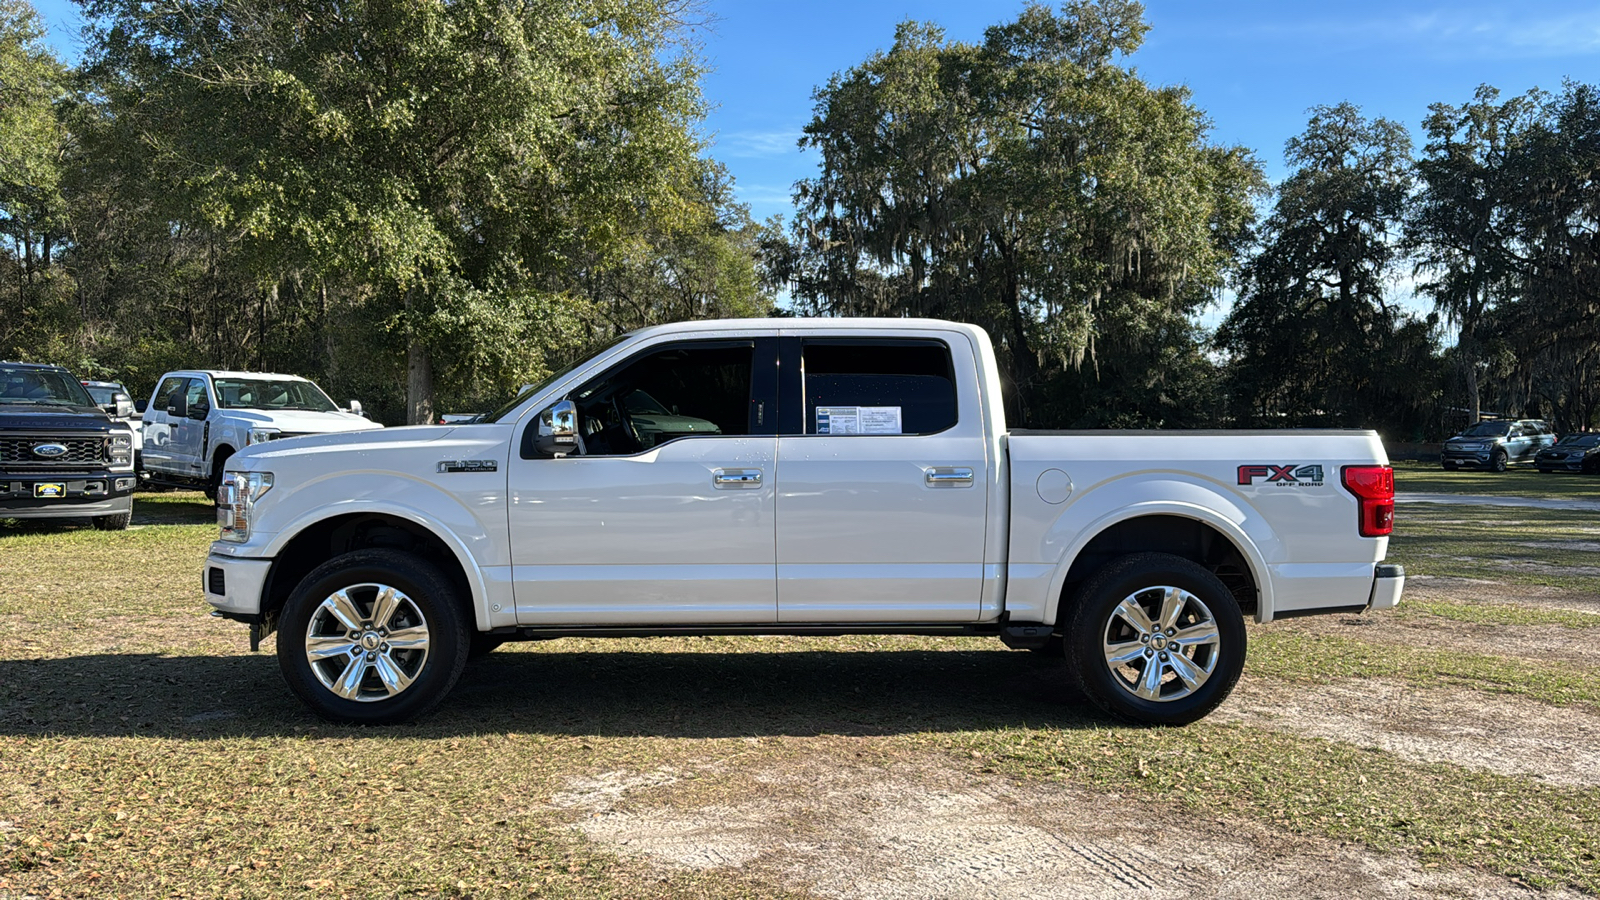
[213,378,338,412]
[0,366,96,407]
[1460,422,1511,438]
[83,384,125,406]
[479,333,633,424]
[1555,433,1600,447]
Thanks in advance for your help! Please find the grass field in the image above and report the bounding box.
[2,483,1598,898]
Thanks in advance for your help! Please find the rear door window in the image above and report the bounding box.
[798,340,957,435]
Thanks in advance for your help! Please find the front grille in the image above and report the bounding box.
[0,436,108,469]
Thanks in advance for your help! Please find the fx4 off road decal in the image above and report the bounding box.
[1237,464,1325,487]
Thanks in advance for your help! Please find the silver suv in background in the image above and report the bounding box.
[1441,419,1555,471]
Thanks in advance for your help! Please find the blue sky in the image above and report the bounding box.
[27,0,1600,231]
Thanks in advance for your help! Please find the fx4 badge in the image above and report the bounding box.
[1237,464,1325,487]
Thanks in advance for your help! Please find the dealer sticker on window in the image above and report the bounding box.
[816,406,902,434]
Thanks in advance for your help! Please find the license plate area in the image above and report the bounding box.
[34,482,66,499]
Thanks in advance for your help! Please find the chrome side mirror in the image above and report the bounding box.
[348,400,363,416]
[536,399,579,457]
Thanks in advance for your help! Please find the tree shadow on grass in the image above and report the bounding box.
[0,644,1102,740]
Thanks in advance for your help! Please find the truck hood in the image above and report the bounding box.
[226,409,381,433]
[0,404,115,430]
[232,424,498,469]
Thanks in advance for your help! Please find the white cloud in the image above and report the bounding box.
[717,130,804,158]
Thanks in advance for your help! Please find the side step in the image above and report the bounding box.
[999,623,1055,650]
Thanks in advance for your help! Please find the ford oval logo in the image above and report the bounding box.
[32,443,69,458]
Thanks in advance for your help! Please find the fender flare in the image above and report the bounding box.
[1041,499,1277,626]
[263,498,493,631]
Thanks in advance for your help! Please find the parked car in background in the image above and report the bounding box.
[2,362,137,529]
[1441,419,1555,471]
[82,380,143,470]
[1535,433,1600,474]
[142,370,381,496]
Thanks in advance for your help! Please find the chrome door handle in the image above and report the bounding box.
[925,467,974,487]
[713,468,763,488]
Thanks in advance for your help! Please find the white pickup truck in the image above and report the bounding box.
[203,319,1402,726]
[142,369,380,495]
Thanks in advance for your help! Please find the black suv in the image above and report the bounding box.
[1441,419,1556,472]
[1,361,137,529]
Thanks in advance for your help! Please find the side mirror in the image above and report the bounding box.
[167,397,187,418]
[536,400,579,457]
[348,400,363,416]
[114,397,134,419]
[134,399,147,414]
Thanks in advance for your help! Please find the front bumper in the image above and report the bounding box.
[1367,564,1404,611]
[203,552,273,617]
[1,473,137,519]
[1441,449,1493,467]
[1534,457,1584,471]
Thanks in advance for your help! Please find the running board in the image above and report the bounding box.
[513,623,1004,640]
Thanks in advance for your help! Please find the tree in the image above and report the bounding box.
[783,1,1262,426]
[0,0,69,354]
[76,0,720,422]
[1218,103,1438,435]
[1407,85,1544,424]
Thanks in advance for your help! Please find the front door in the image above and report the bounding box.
[509,339,780,625]
[774,337,991,622]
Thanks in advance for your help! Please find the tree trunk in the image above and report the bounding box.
[405,288,434,425]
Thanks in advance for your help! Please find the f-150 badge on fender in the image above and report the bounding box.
[1237,464,1324,486]
[438,460,498,473]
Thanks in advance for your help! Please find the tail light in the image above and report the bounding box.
[1341,465,1395,537]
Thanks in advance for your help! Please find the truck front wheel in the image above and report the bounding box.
[276,549,469,725]
[1066,553,1245,726]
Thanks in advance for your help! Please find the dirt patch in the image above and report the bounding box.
[1283,610,1600,671]
[1403,575,1600,614]
[1218,675,1600,788]
[550,750,1571,900]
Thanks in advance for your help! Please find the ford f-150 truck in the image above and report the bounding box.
[202,319,1403,726]
[2,362,138,529]
[142,369,380,496]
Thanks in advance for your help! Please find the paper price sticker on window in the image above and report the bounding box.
[816,406,902,434]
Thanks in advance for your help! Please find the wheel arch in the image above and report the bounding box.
[260,509,486,632]
[1043,505,1273,628]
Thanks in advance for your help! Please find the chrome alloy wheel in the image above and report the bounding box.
[304,583,431,702]
[1100,585,1221,703]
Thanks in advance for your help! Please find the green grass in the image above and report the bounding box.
[1395,598,1600,629]
[1388,502,1600,592]
[1394,459,1600,500]
[5,490,1600,896]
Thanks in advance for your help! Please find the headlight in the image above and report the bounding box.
[108,431,134,468]
[218,471,274,542]
[247,427,281,445]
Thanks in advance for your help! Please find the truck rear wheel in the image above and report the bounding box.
[1066,553,1245,726]
[277,549,469,725]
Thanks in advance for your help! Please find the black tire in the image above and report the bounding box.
[209,447,235,506]
[277,549,469,725]
[1538,468,1551,474]
[92,510,131,530]
[1065,552,1246,726]
[1490,449,1509,472]
[1440,461,1454,470]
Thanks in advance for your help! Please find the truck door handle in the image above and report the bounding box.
[925,467,974,487]
[713,468,763,488]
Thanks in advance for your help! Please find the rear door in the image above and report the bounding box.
[773,335,991,622]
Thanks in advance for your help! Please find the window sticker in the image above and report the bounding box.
[815,406,902,434]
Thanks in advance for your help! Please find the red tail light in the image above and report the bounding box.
[1341,465,1395,537]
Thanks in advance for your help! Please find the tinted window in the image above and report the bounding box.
[153,376,186,411]
[801,341,956,435]
[570,343,753,455]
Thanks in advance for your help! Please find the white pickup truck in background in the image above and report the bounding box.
[202,319,1402,726]
[142,369,380,495]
